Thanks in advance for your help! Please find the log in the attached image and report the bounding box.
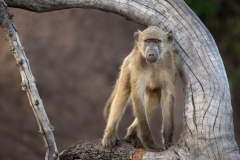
[59,140,181,160]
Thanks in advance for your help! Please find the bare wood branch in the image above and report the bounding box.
[0,1,59,160]
[1,0,240,159]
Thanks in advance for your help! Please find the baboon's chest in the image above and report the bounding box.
[145,67,169,89]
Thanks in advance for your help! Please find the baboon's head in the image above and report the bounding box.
[135,26,173,63]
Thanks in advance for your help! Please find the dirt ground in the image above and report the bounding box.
[0,8,239,160]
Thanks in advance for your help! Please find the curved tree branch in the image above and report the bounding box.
[1,0,240,159]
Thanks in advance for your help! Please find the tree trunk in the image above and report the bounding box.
[1,0,240,159]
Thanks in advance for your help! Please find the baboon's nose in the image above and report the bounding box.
[149,53,154,56]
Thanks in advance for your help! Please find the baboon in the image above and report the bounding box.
[102,26,178,152]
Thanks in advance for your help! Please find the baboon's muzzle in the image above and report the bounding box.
[146,46,159,63]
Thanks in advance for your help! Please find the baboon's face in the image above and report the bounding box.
[135,26,173,64]
[143,38,161,63]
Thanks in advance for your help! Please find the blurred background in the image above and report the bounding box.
[0,0,239,159]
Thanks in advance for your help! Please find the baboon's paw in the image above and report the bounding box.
[144,143,164,152]
[102,136,122,148]
[124,134,143,148]
[164,141,174,150]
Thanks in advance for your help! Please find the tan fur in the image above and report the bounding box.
[102,26,178,151]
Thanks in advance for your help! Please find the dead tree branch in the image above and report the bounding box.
[0,1,59,160]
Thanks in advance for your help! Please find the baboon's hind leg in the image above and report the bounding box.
[124,119,143,148]
[125,89,162,150]
[161,88,174,150]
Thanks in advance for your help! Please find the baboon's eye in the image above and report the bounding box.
[145,39,151,43]
[155,39,160,43]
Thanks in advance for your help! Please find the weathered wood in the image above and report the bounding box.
[1,0,240,159]
[0,1,59,160]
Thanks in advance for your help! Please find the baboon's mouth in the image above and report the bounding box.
[146,58,158,63]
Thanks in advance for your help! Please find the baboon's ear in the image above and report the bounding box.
[134,30,141,41]
[167,31,174,44]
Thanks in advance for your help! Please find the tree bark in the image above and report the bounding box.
[1,0,240,159]
[59,139,135,160]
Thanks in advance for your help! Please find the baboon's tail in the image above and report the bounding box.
[103,92,115,121]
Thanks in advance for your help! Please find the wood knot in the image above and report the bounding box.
[11,48,15,52]
[53,152,59,159]
[9,32,14,37]
[17,59,24,66]
[34,99,39,105]
[39,129,44,135]
[20,81,27,90]
[51,125,55,132]
[9,13,14,19]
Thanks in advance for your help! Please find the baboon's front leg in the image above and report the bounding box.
[102,73,130,148]
[130,88,161,152]
[161,89,174,149]
[102,89,129,148]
